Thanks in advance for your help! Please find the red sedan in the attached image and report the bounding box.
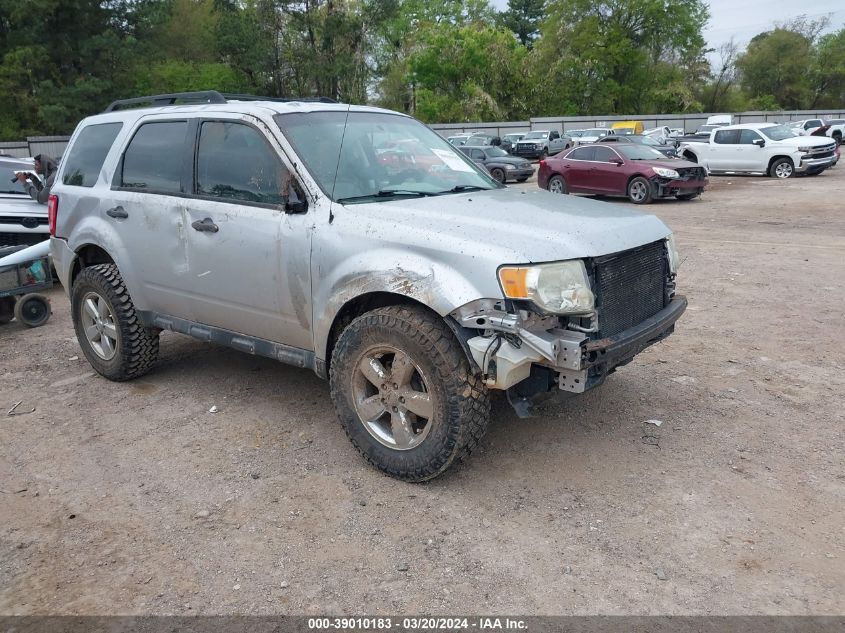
[538,144,708,204]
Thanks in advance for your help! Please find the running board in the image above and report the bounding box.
[138,311,316,371]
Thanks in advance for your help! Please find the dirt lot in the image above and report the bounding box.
[1,167,844,616]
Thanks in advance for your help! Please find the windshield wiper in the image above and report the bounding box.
[336,189,438,203]
[436,185,491,194]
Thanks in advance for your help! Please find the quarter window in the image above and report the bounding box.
[196,121,286,205]
[62,123,122,187]
[121,122,187,192]
[714,129,741,144]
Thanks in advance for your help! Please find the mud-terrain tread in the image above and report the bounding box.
[329,305,490,482]
[71,264,159,381]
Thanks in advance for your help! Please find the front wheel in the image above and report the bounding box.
[627,176,653,204]
[329,305,490,482]
[71,264,160,381]
[770,158,794,179]
[548,174,568,194]
[490,167,506,183]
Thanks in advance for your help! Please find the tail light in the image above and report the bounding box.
[47,194,58,236]
[539,159,546,169]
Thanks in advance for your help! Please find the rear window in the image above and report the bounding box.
[714,129,741,144]
[121,122,187,192]
[61,122,122,187]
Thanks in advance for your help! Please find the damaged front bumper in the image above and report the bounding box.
[456,296,687,406]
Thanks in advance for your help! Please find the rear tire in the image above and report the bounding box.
[14,293,50,327]
[770,157,794,179]
[627,176,653,204]
[548,175,568,194]
[329,305,490,482]
[71,264,159,381]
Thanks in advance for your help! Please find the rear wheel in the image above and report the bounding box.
[627,176,653,204]
[548,175,568,194]
[490,167,506,183]
[329,305,490,482]
[14,293,50,327]
[770,158,794,179]
[71,264,159,381]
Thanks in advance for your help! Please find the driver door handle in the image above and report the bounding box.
[191,217,219,233]
[105,206,128,219]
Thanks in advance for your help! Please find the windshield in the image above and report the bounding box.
[523,131,548,139]
[584,129,607,136]
[638,136,660,146]
[614,128,635,135]
[568,130,585,137]
[616,145,667,160]
[760,125,797,141]
[275,111,497,203]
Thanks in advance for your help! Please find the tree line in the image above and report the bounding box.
[1,0,843,139]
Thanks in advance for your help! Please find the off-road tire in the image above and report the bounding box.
[769,157,794,179]
[490,167,506,183]
[0,297,14,324]
[14,293,50,327]
[329,305,490,482]
[71,264,159,381]
[627,176,654,204]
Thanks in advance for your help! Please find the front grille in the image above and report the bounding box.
[675,167,706,181]
[593,241,667,337]
[809,143,835,156]
[0,232,47,248]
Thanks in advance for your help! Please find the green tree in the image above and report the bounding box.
[498,0,545,48]
[736,28,813,109]
[809,29,845,108]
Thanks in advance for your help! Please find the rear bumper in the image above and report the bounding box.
[49,236,75,295]
[506,167,535,180]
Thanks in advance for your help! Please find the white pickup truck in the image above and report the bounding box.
[0,155,49,247]
[789,118,845,144]
[677,123,837,178]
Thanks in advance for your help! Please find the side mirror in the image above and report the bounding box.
[752,138,765,147]
[283,178,308,214]
[611,158,623,166]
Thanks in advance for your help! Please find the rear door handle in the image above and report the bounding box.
[191,217,219,233]
[105,206,128,219]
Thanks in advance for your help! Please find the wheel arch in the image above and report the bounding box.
[767,154,794,175]
[70,244,116,288]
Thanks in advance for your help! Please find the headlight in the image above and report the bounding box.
[498,261,594,315]
[505,164,515,169]
[666,233,680,274]
[797,146,812,152]
[653,167,680,178]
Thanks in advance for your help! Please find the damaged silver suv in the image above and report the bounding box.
[50,91,686,481]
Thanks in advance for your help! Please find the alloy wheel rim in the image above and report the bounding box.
[550,177,564,193]
[351,345,434,451]
[81,292,118,360]
[775,163,792,178]
[631,181,647,201]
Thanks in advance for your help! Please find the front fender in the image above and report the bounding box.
[312,248,494,364]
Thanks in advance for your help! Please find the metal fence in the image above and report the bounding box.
[1,109,844,158]
[429,109,845,137]
[0,136,71,159]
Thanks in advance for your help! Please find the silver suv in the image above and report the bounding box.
[50,91,686,481]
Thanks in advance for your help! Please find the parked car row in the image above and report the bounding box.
[0,155,49,248]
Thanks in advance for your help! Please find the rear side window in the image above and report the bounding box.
[196,121,286,205]
[568,147,595,161]
[121,121,187,192]
[61,122,122,187]
[714,129,741,144]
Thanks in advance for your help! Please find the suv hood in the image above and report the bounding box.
[335,188,670,264]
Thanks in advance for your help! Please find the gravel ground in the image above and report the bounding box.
[1,166,843,615]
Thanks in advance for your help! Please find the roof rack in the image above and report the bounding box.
[104,90,337,112]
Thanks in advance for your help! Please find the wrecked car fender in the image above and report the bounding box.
[311,247,494,364]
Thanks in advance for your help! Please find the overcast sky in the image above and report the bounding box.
[490,0,845,54]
